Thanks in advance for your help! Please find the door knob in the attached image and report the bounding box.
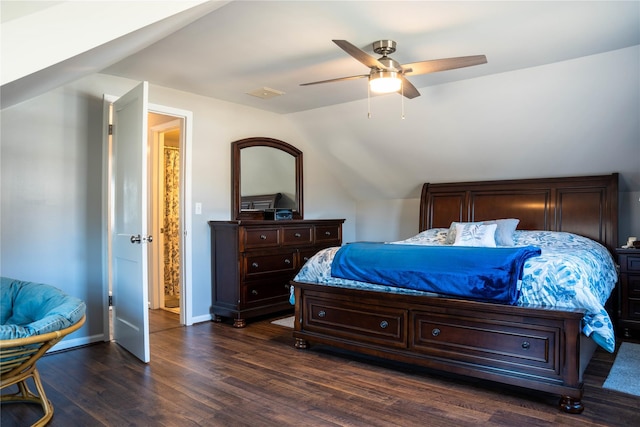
[130,235,153,244]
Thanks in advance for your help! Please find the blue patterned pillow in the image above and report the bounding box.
[452,223,497,247]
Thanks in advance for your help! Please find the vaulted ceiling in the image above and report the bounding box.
[2,1,639,197]
[3,1,639,112]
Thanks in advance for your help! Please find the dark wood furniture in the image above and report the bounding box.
[616,248,640,337]
[232,137,303,220]
[292,173,618,414]
[240,193,282,210]
[209,219,344,327]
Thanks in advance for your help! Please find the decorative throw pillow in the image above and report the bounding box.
[483,218,520,246]
[445,222,480,244]
[452,223,497,247]
[445,218,519,246]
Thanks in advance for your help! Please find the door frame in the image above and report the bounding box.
[148,117,184,315]
[102,94,194,342]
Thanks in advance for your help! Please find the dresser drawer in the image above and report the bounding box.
[303,297,407,348]
[243,227,280,249]
[300,248,321,266]
[412,312,559,375]
[243,252,296,277]
[628,275,640,298]
[282,226,313,246]
[315,225,341,245]
[626,256,640,273]
[243,280,291,305]
[627,298,640,320]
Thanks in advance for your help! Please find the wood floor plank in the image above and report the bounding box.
[2,310,639,426]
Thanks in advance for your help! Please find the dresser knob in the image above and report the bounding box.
[284,259,291,264]
[380,320,389,329]
[260,234,267,240]
[318,310,326,318]
[251,262,259,268]
[284,284,290,289]
[294,233,301,238]
[432,328,441,337]
[522,341,530,350]
[251,289,258,296]
[303,257,310,261]
[324,231,331,236]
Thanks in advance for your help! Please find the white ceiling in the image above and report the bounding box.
[3,1,639,113]
[101,1,640,114]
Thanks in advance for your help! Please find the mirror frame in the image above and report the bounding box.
[232,137,303,220]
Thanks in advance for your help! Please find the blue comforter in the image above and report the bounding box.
[295,230,618,352]
[331,243,541,305]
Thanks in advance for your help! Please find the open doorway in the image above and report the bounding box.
[103,89,194,361]
[148,113,183,320]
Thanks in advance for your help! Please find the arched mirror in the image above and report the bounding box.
[232,137,303,220]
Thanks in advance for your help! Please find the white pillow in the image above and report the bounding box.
[452,223,497,247]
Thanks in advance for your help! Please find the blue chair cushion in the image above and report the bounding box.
[0,277,86,340]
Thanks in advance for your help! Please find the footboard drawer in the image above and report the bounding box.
[412,311,561,377]
[303,297,407,348]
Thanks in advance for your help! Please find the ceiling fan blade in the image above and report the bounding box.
[300,74,368,86]
[402,55,487,76]
[333,40,388,70]
[399,76,420,99]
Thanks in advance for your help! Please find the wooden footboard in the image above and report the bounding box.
[292,281,588,413]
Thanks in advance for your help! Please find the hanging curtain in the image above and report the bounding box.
[164,147,181,297]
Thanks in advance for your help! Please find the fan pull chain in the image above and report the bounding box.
[367,84,372,119]
[401,83,405,119]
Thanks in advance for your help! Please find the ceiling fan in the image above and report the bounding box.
[301,40,487,99]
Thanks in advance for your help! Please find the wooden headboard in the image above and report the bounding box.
[419,174,619,254]
[240,193,282,210]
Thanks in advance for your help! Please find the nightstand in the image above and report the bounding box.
[616,248,640,338]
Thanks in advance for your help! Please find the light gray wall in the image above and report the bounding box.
[0,73,356,345]
[1,83,105,343]
[290,46,640,244]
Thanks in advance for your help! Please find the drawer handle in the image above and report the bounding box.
[260,234,267,240]
[251,262,259,268]
[284,259,291,265]
[324,231,331,236]
[521,341,530,350]
[303,256,310,261]
[380,320,389,329]
[294,232,301,238]
[284,284,290,289]
[431,328,441,337]
[251,289,258,296]
[318,310,326,318]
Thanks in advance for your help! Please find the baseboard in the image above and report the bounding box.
[48,333,106,353]
[191,313,214,324]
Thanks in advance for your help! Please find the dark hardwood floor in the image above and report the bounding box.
[2,309,639,426]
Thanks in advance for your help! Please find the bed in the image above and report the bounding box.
[291,173,619,414]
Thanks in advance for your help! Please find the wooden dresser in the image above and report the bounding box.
[616,248,640,337]
[208,219,344,327]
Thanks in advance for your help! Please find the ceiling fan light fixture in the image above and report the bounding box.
[369,70,401,93]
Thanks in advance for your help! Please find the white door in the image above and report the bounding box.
[111,82,151,363]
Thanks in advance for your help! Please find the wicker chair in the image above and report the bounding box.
[1,316,85,426]
[1,278,86,426]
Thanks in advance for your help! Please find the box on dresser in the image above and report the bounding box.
[616,248,640,337]
[209,219,344,327]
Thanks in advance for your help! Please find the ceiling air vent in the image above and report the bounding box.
[246,87,285,99]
